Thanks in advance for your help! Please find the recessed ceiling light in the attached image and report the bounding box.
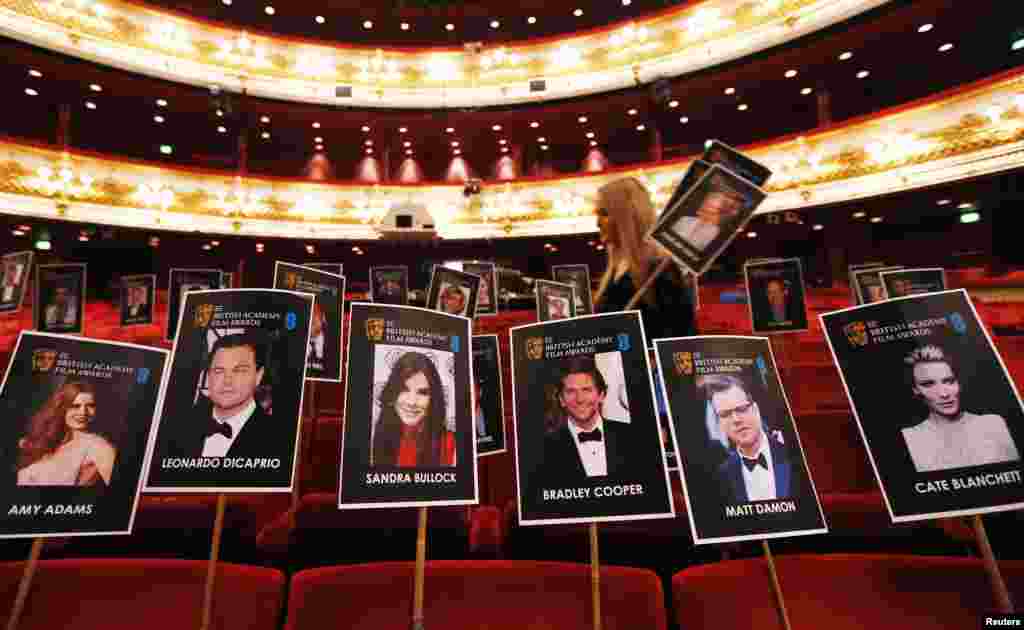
[499,139,507,145]
[857,70,870,79]
[203,244,212,251]
[85,101,96,110]
[159,144,173,155]
[366,148,373,154]
[153,115,164,123]
[622,0,631,5]
[305,245,315,254]
[957,202,974,210]
[361,125,371,132]
[363,20,373,29]
[578,116,588,123]
[737,104,748,111]
[453,149,461,155]
[445,23,454,31]
[501,147,509,153]
[936,199,952,205]
[315,15,325,24]
[89,83,102,92]
[586,131,595,138]
[400,22,410,30]
[217,125,227,133]
[746,231,757,238]
[445,127,455,133]
[589,140,597,147]
[406,149,413,155]
[839,51,853,61]
[1013,37,1024,51]
[852,211,866,218]
[403,141,411,147]
[812,224,824,231]
[527,16,537,24]
[260,115,270,124]
[451,141,460,147]
[490,20,500,29]
[264,5,274,15]
[314,136,323,143]
[222,0,230,5]
[668,99,679,108]
[365,140,373,146]
[492,124,502,131]
[312,122,321,128]
[399,127,408,133]
[541,144,549,150]
[216,109,223,117]
[573,8,583,17]
[628,108,638,115]
[156,98,168,107]
[261,131,270,139]
[801,87,813,95]
[918,23,934,33]
[724,87,735,95]
[870,216,883,223]
[938,42,954,52]
[636,124,646,131]
[538,137,546,142]
[680,116,689,124]
[28,69,41,78]
[785,69,798,78]
[960,211,981,224]
[530,121,540,128]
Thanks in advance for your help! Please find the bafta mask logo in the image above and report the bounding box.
[32,349,57,373]
[844,321,869,348]
[673,351,693,376]
[284,272,299,290]
[526,337,544,361]
[949,312,967,335]
[366,318,385,342]
[193,303,215,328]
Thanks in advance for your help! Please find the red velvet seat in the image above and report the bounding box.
[794,411,876,494]
[672,554,1024,630]
[285,560,666,630]
[0,559,285,630]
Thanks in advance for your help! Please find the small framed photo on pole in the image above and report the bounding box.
[370,266,409,306]
[880,268,947,299]
[120,274,156,327]
[167,269,223,342]
[744,258,809,334]
[653,335,827,544]
[463,262,498,317]
[274,262,346,383]
[821,290,1024,523]
[338,303,477,508]
[552,264,594,316]
[426,267,481,319]
[535,280,576,322]
[0,251,33,316]
[35,264,86,335]
[0,332,168,538]
[473,335,506,457]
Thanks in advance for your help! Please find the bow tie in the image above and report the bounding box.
[742,453,768,472]
[578,428,602,443]
[206,419,233,440]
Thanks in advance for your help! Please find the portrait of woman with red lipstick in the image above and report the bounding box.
[371,352,455,468]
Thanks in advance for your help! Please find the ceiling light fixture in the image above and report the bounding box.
[812,224,824,231]
[537,137,546,142]
[492,124,502,131]
[315,145,324,151]
[28,69,42,78]
[527,16,536,24]
[216,109,223,117]
[453,149,461,155]
[400,22,410,30]
[264,5,274,15]
[314,136,323,143]
[785,69,798,78]
[260,115,270,124]
[399,126,408,133]
[839,51,853,61]
[746,231,757,238]
[153,115,164,123]
[938,42,954,52]
[589,140,597,146]
[586,131,595,138]
[530,121,540,128]
[852,211,866,218]
[870,216,883,223]
[960,211,981,224]
[573,8,583,17]
[403,141,411,147]
[361,125,371,132]
[445,23,454,31]
[1013,37,1024,51]
[918,23,934,33]
[724,87,735,95]
[622,0,631,5]
[668,99,679,108]
[801,87,813,95]
[315,15,325,24]
[261,131,270,139]
[636,124,646,130]
[312,122,321,128]
[159,144,173,155]
[217,125,227,133]
[499,139,507,145]
[156,98,168,107]
[957,202,974,210]
[445,127,455,133]
[857,70,870,79]
[738,104,748,111]
[490,20,499,28]
[85,101,96,110]
[578,116,588,123]
[363,20,373,29]
[628,108,638,115]
[89,83,102,92]
[936,199,952,205]
[541,144,549,151]
[365,140,373,146]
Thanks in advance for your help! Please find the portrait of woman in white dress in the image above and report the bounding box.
[901,344,1020,473]
[16,381,116,486]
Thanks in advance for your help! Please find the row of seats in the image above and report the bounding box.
[1,554,1020,629]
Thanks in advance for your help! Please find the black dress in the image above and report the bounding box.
[596,261,696,341]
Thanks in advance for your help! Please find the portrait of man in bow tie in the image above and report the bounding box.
[187,331,279,459]
[541,355,640,482]
[703,374,800,503]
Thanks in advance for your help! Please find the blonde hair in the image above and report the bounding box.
[904,344,952,368]
[593,177,664,306]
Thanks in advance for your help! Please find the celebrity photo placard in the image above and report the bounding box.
[650,165,766,276]
[338,303,477,508]
[654,336,827,544]
[822,290,1024,522]
[0,333,167,538]
[852,266,904,305]
[464,262,498,317]
[552,264,594,316]
[370,266,409,306]
[274,262,346,382]
[167,269,223,342]
[880,268,947,299]
[702,140,773,187]
[535,280,577,322]
[120,274,156,327]
[0,251,32,315]
[35,264,86,335]
[145,289,313,493]
[427,267,481,319]
[510,312,675,526]
[473,335,506,457]
[847,262,886,304]
[744,258,809,334]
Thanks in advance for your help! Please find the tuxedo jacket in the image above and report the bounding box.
[717,434,803,503]
[540,418,638,484]
[168,399,290,459]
